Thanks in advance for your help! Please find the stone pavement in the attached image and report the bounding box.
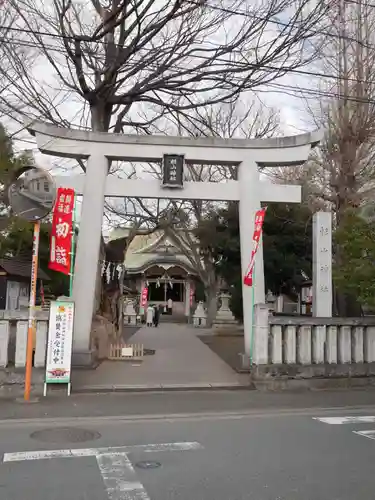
[72,323,249,392]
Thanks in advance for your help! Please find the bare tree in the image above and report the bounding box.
[0,0,328,327]
[107,98,280,324]
[0,0,329,133]
[310,1,375,215]
[0,2,27,119]
[269,0,375,315]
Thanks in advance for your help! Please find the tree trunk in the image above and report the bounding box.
[334,288,363,317]
[205,285,218,327]
[95,237,106,314]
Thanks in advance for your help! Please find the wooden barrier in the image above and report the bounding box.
[108,342,144,361]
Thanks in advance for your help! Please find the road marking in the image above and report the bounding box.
[353,430,375,440]
[97,452,150,500]
[3,441,203,462]
[313,416,375,425]
[4,441,202,500]
[4,406,375,429]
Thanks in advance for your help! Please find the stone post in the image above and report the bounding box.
[254,235,266,305]
[0,321,9,368]
[15,320,27,368]
[253,303,269,364]
[72,154,108,366]
[238,161,260,359]
[34,321,48,368]
[312,212,332,317]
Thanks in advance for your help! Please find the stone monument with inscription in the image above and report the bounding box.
[312,211,332,317]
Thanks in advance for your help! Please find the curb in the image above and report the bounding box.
[71,383,255,394]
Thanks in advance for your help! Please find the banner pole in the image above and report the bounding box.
[69,196,76,297]
[24,220,41,401]
[249,263,256,366]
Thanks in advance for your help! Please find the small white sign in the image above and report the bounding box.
[45,300,74,384]
[121,346,133,357]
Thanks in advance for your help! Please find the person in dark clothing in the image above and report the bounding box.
[153,305,160,327]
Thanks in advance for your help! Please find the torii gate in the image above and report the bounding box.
[27,122,321,367]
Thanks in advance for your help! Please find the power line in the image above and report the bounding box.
[261,81,375,105]
[187,0,375,51]
[0,26,374,88]
[1,0,375,65]
[344,0,375,8]
[0,32,375,110]
[4,0,375,52]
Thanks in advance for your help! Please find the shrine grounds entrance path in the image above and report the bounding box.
[72,324,249,392]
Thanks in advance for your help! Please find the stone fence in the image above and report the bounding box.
[250,304,375,388]
[268,316,375,366]
[0,311,49,369]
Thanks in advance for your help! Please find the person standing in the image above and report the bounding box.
[153,304,160,327]
[146,304,154,327]
[167,297,173,315]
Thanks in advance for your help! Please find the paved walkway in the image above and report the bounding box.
[73,324,248,391]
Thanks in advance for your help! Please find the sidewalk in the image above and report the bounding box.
[72,324,249,392]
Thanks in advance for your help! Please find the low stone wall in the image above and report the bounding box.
[0,311,49,369]
[250,309,375,389]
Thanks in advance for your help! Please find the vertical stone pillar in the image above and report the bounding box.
[34,320,48,368]
[15,320,27,368]
[0,320,9,368]
[238,161,259,359]
[72,154,108,365]
[184,281,191,316]
[275,295,284,313]
[253,303,269,364]
[312,212,332,317]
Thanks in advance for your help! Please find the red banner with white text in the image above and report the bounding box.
[243,207,267,287]
[49,188,75,275]
[140,286,149,308]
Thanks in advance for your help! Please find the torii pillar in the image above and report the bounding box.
[26,122,321,367]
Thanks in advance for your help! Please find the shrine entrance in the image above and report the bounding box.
[148,279,184,304]
[27,121,320,367]
[137,265,197,321]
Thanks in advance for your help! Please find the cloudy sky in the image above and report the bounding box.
[0,0,327,236]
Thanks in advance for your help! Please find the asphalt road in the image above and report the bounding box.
[1,387,375,420]
[2,392,375,499]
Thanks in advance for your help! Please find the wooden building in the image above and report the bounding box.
[0,257,50,310]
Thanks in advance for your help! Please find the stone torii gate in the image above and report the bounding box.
[27,122,321,367]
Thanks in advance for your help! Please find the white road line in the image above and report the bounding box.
[3,406,375,429]
[3,441,203,462]
[353,430,375,440]
[313,416,375,425]
[96,452,150,500]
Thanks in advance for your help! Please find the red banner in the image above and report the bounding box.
[49,188,75,275]
[243,207,267,287]
[140,287,148,308]
[190,284,195,306]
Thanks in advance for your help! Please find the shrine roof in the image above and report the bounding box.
[0,257,50,281]
[109,228,197,273]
